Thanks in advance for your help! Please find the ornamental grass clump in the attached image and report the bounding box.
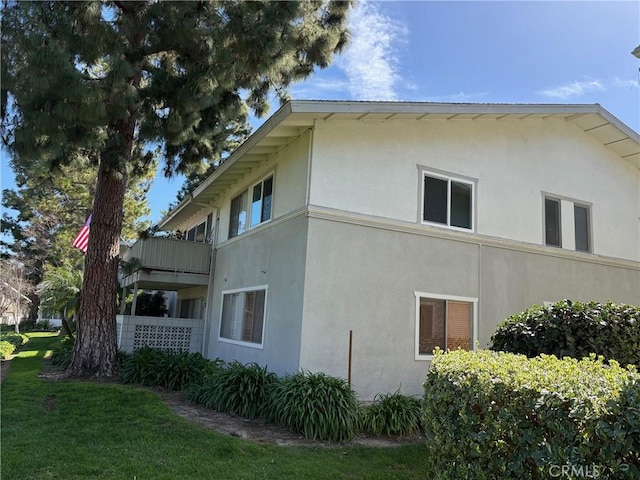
[185,361,276,419]
[264,371,360,442]
[50,336,74,369]
[361,390,422,437]
[422,349,639,480]
[119,347,210,391]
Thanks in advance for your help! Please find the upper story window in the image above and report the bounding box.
[543,194,591,253]
[229,174,274,239]
[422,171,474,231]
[229,190,248,238]
[186,220,206,242]
[250,176,273,228]
[574,204,591,252]
[544,197,562,247]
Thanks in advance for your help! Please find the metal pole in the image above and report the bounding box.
[348,329,353,386]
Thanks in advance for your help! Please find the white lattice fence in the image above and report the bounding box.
[133,325,193,351]
[116,315,203,354]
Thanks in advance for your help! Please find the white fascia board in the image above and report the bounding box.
[157,102,295,230]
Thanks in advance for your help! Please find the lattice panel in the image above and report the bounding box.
[133,324,193,352]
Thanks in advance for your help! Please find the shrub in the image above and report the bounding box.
[0,332,28,358]
[119,347,209,391]
[0,332,28,346]
[490,300,640,367]
[264,371,360,442]
[422,349,639,480]
[186,361,276,419]
[50,337,75,369]
[0,340,15,359]
[361,390,422,437]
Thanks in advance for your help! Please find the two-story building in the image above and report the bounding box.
[120,100,640,400]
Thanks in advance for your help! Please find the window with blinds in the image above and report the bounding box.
[219,287,266,347]
[416,294,474,357]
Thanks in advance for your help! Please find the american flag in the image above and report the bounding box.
[72,215,91,253]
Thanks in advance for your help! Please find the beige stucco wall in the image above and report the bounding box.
[217,131,311,243]
[205,213,309,374]
[299,215,640,400]
[308,118,639,262]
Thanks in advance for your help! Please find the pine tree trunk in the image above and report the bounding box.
[68,162,127,378]
[67,4,142,379]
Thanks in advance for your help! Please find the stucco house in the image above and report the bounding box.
[119,100,640,400]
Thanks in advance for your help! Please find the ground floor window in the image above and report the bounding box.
[414,292,476,359]
[219,286,267,348]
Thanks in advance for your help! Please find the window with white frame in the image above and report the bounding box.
[219,287,266,347]
[229,174,274,239]
[250,176,273,228]
[415,292,476,358]
[422,171,474,230]
[229,190,248,239]
[573,203,591,252]
[544,197,562,247]
[543,195,591,253]
[185,217,210,243]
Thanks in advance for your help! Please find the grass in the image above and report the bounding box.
[1,333,432,479]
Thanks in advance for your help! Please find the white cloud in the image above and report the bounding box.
[611,77,640,89]
[337,1,407,101]
[537,80,606,99]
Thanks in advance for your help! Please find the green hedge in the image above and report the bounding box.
[490,300,640,367]
[0,332,29,358]
[422,349,639,479]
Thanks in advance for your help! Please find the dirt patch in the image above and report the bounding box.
[156,389,424,448]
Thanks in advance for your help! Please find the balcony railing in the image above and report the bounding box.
[120,237,211,290]
[122,237,211,274]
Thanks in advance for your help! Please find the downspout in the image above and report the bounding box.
[201,206,219,356]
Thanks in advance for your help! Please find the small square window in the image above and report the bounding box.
[416,294,474,358]
[422,172,474,230]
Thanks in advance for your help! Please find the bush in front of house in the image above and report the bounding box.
[119,347,211,391]
[185,361,276,419]
[0,340,15,358]
[0,332,29,358]
[422,349,640,480]
[490,300,640,367]
[264,370,360,442]
[361,390,422,437]
[50,336,75,369]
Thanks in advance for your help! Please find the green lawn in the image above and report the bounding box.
[1,333,432,479]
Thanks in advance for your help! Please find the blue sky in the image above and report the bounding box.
[2,0,639,226]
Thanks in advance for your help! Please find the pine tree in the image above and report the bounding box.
[1,1,352,378]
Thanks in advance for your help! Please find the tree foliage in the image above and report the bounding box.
[1,0,352,378]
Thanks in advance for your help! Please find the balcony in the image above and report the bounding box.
[120,237,211,291]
